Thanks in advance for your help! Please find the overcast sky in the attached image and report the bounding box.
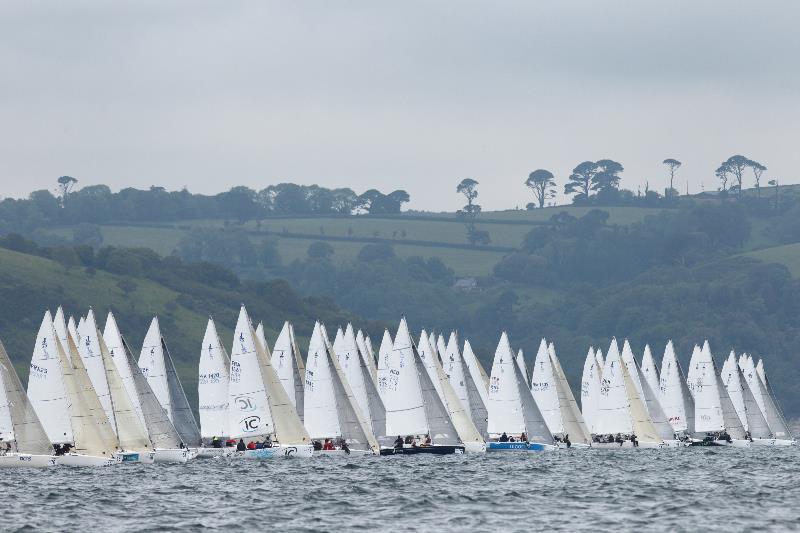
[1,1,798,211]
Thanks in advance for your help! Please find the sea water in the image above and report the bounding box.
[1,447,798,531]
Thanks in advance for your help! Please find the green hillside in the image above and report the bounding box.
[743,243,800,277]
[0,245,369,413]
[44,205,672,278]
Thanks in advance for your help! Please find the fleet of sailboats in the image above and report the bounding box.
[0,304,796,467]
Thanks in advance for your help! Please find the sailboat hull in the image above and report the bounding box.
[154,448,194,463]
[315,449,375,456]
[555,442,591,449]
[241,444,314,459]
[380,445,466,455]
[196,447,237,458]
[113,451,143,463]
[56,454,116,467]
[463,442,487,454]
[0,454,57,468]
[751,438,796,447]
[486,442,556,452]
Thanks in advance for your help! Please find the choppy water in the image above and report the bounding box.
[2,448,799,532]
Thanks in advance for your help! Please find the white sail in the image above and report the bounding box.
[68,316,80,350]
[531,339,560,433]
[271,321,305,419]
[333,325,372,431]
[198,318,231,439]
[640,344,659,395]
[77,310,116,433]
[97,332,152,451]
[55,330,118,457]
[456,339,488,437]
[580,347,602,434]
[444,332,471,414]
[255,322,271,355]
[548,343,592,445]
[685,344,702,398]
[744,358,791,439]
[228,306,275,438]
[103,312,146,430]
[383,319,427,437]
[597,339,633,435]
[252,320,310,445]
[620,339,645,400]
[53,308,75,367]
[721,351,747,429]
[595,348,604,370]
[27,311,73,444]
[429,332,439,359]
[516,349,529,387]
[658,341,695,434]
[122,335,182,448]
[0,338,53,455]
[356,329,378,386]
[163,336,201,446]
[376,330,393,403]
[417,331,445,402]
[303,322,342,439]
[622,357,662,444]
[487,332,550,442]
[462,340,489,405]
[693,341,746,438]
[737,367,771,439]
[138,318,171,420]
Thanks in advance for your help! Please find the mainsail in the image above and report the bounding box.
[376,330,393,403]
[333,325,372,431]
[27,311,73,444]
[304,322,343,439]
[580,347,602,434]
[548,343,592,445]
[443,332,471,415]
[103,312,146,429]
[77,310,116,433]
[531,338,560,433]
[0,338,53,455]
[597,339,633,435]
[198,318,231,439]
[693,341,746,439]
[383,319,427,437]
[271,322,305,420]
[658,341,695,434]
[640,344,660,395]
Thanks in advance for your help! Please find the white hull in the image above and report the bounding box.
[591,440,666,449]
[662,440,691,448]
[751,438,796,447]
[154,448,194,463]
[463,441,487,454]
[196,447,236,458]
[241,444,314,459]
[113,450,156,464]
[56,454,116,467]
[315,449,375,456]
[555,442,591,449]
[0,454,57,468]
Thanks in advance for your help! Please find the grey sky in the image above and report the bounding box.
[1,1,798,211]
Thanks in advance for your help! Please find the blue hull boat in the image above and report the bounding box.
[487,442,551,452]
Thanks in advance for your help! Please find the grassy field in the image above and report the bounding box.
[44,205,672,278]
[743,243,800,277]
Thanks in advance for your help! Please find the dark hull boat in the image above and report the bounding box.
[380,445,465,456]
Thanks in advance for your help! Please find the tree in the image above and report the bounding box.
[357,243,395,262]
[724,155,749,199]
[662,159,682,196]
[308,241,334,259]
[564,161,599,201]
[457,179,483,245]
[715,162,731,192]
[768,178,779,209]
[57,176,78,204]
[525,169,556,208]
[592,159,624,193]
[747,159,767,198]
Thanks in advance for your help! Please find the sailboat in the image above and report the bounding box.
[658,341,696,441]
[685,344,702,398]
[376,329,393,403]
[27,311,73,446]
[619,340,679,446]
[740,356,795,446]
[51,314,119,466]
[531,341,591,447]
[380,319,467,455]
[138,317,201,450]
[332,325,378,434]
[640,345,659,395]
[228,306,313,458]
[418,332,485,453]
[77,310,117,434]
[594,339,665,448]
[196,318,233,458]
[0,337,57,468]
[690,341,749,447]
[355,329,378,386]
[487,332,554,452]
[439,335,488,438]
[580,347,602,436]
[303,322,379,455]
[461,340,490,421]
[271,321,305,421]
[721,352,772,446]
